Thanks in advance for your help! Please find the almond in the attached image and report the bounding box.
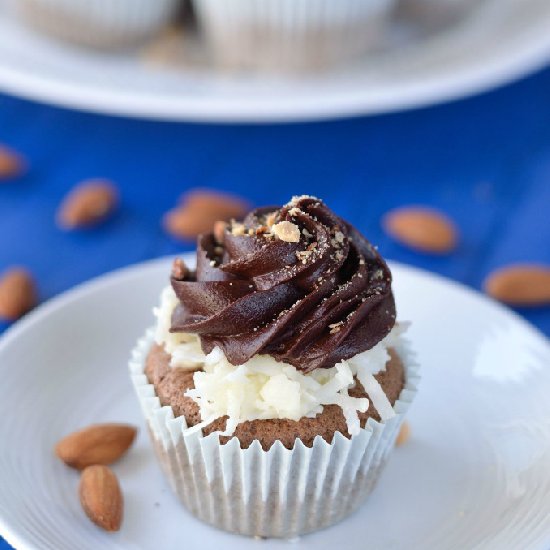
[0,145,26,181]
[163,189,248,240]
[382,207,458,254]
[0,267,37,320]
[183,189,249,220]
[163,208,213,239]
[80,465,123,532]
[57,179,118,229]
[395,422,410,447]
[55,423,137,470]
[483,264,550,306]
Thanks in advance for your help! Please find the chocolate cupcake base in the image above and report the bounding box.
[149,425,392,537]
[145,342,406,450]
[130,328,419,538]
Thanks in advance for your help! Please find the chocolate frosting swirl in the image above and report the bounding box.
[170,196,396,372]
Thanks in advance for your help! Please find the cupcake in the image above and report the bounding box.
[397,0,477,28]
[191,0,397,72]
[129,195,419,538]
[10,0,182,49]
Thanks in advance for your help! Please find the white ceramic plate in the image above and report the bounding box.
[0,257,550,549]
[0,0,550,121]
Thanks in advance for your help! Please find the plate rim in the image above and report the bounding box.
[0,256,548,549]
[0,16,549,122]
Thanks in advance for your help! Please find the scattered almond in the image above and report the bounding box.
[183,189,249,219]
[164,208,213,239]
[382,207,458,254]
[271,221,301,243]
[396,422,410,447]
[55,423,137,470]
[163,189,248,240]
[57,179,118,229]
[0,145,26,181]
[483,264,550,306]
[0,267,37,320]
[80,465,123,532]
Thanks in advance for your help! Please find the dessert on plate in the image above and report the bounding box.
[397,0,477,28]
[11,0,181,49]
[192,0,396,72]
[130,195,419,538]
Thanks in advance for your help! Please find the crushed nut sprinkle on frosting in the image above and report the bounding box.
[329,321,343,334]
[334,230,345,243]
[231,222,246,236]
[296,250,313,263]
[271,221,301,243]
[265,212,278,227]
[288,207,302,217]
[169,196,396,372]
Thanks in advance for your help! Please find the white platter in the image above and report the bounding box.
[0,257,550,549]
[0,0,549,121]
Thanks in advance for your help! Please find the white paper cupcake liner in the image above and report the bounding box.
[192,0,397,71]
[10,0,182,49]
[129,327,420,538]
[397,0,476,27]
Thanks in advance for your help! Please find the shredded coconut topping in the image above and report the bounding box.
[154,286,405,436]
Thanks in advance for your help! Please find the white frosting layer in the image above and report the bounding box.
[154,286,406,436]
[154,286,205,369]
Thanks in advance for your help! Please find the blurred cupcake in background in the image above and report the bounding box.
[10,0,185,49]
[192,0,397,72]
[397,0,478,28]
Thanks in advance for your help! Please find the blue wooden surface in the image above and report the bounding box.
[0,64,549,549]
